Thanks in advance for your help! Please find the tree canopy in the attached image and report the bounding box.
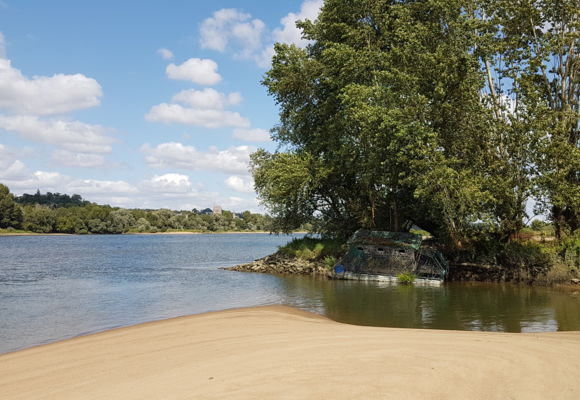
[252,0,580,250]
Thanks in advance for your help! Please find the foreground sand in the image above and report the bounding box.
[1,306,579,399]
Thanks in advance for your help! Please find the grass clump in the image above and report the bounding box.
[396,272,416,285]
[323,256,337,270]
[0,227,34,235]
[278,237,346,261]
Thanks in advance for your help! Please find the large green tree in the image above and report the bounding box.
[480,0,580,237]
[255,0,493,245]
[0,184,23,229]
[254,0,579,248]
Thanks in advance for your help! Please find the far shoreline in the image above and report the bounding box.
[0,230,307,237]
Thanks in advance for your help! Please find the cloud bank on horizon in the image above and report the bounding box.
[0,0,323,211]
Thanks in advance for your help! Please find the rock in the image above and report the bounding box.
[571,278,580,285]
[223,252,328,277]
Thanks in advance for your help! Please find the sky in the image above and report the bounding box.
[0,0,323,212]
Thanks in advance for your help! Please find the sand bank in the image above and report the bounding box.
[1,306,579,399]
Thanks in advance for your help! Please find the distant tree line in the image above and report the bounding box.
[15,190,90,208]
[0,184,273,234]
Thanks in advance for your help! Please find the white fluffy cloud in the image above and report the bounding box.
[145,103,249,128]
[0,159,26,180]
[233,128,270,142]
[148,51,252,129]
[0,153,132,198]
[0,144,28,180]
[231,18,266,59]
[200,8,241,51]
[200,9,266,65]
[225,175,254,193]
[51,149,105,168]
[0,35,114,167]
[0,58,102,115]
[157,48,174,60]
[147,85,249,128]
[0,115,115,153]
[166,58,221,85]
[141,173,193,193]
[200,8,265,57]
[272,0,323,47]
[148,57,252,128]
[200,1,323,67]
[0,154,260,211]
[172,88,242,110]
[2,170,69,192]
[142,142,253,175]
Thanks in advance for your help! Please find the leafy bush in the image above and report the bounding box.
[464,236,503,264]
[559,230,580,269]
[278,237,346,260]
[323,256,337,270]
[396,272,416,285]
[499,241,552,278]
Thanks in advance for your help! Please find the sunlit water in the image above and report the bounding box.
[1,233,579,354]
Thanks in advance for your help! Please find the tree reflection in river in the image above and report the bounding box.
[276,276,580,332]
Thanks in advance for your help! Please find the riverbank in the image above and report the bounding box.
[0,230,302,236]
[227,254,580,287]
[1,306,578,399]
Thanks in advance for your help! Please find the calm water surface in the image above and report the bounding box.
[1,234,579,354]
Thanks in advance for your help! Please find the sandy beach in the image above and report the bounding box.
[1,306,579,400]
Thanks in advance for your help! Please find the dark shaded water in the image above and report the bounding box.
[1,234,579,354]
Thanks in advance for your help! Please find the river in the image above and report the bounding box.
[1,233,579,354]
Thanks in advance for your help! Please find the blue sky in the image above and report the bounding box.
[0,0,322,211]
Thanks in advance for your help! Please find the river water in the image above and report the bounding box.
[1,233,579,354]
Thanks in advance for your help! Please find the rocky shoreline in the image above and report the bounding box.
[225,253,580,286]
[223,253,330,276]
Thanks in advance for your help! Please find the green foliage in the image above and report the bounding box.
[559,231,580,269]
[277,237,346,261]
[251,150,325,234]
[252,0,579,257]
[480,0,580,236]
[0,186,274,235]
[530,220,551,231]
[23,206,56,233]
[0,227,30,234]
[16,190,89,207]
[323,256,337,270]
[0,184,23,229]
[396,272,417,285]
[498,241,552,278]
[256,0,529,245]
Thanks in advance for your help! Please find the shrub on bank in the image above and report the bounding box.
[499,241,552,279]
[323,256,337,270]
[559,231,580,269]
[454,236,575,284]
[278,237,346,261]
[396,272,416,284]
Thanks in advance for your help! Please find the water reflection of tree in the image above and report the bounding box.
[551,291,580,331]
[275,277,580,332]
